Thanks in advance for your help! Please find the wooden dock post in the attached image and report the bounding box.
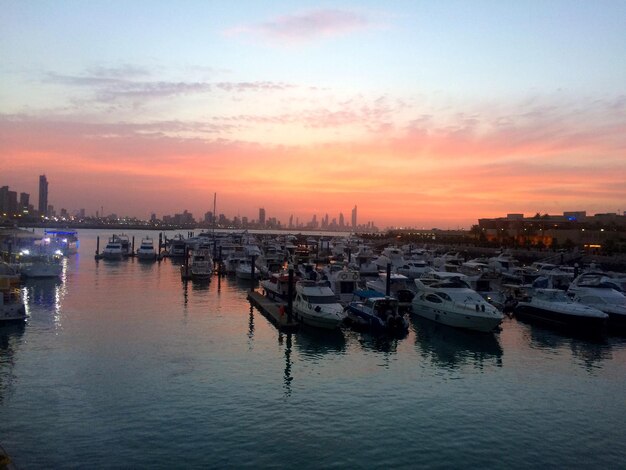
[132,236,135,256]
[386,263,392,296]
[95,236,100,259]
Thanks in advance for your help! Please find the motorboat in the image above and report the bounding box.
[167,235,187,258]
[322,265,360,305]
[17,247,63,279]
[43,230,79,255]
[515,288,607,332]
[235,261,257,280]
[136,237,157,260]
[293,280,346,329]
[374,247,406,270]
[1,284,27,323]
[345,290,409,333]
[102,234,132,260]
[567,272,626,331]
[397,260,433,279]
[261,270,297,301]
[0,262,21,288]
[366,273,415,304]
[412,277,504,333]
[181,247,214,280]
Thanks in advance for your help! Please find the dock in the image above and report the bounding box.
[247,290,299,331]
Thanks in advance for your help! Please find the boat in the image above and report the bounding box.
[397,260,433,279]
[345,290,409,333]
[43,230,79,256]
[365,273,415,305]
[514,288,607,332]
[235,260,257,280]
[323,265,360,305]
[293,280,346,329]
[136,237,157,260]
[17,247,63,279]
[181,247,214,280]
[1,281,27,323]
[167,234,187,258]
[261,270,297,300]
[102,234,132,260]
[567,272,626,331]
[412,277,504,333]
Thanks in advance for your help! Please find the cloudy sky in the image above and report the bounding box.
[1,0,625,228]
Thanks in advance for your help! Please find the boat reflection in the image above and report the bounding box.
[0,322,26,404]
[411,315,503,370]
[294,326,347,358]
[354,330,406,354]
[21,278,67,329]
[278,331,293,397]
[516,318,613,372]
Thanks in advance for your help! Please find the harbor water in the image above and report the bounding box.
[1,230,626,468]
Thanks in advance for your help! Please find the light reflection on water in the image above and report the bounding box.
[1,229,625,469]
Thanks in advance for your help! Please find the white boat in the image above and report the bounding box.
[261,270,295,300]
[17,247,63,279]
[567,272,626,331]
[366,273,415,304]
[323,265,360,305]
[293,280,346,329]
[136,237,156,260]
[412,277,504,333]
[235,261,257,280]
[181,248,214,280]
[102,234,132,260]
[374,247,406,270]
[167,235,187,258]
[1,284,27,322]
[397,260,433,279]
[515,288,607,332]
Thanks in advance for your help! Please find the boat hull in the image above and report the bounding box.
[411,302,502,333]
[515,303,607,332]
[294,307,344,330]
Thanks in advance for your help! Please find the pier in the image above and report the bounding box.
[247,290,299,331]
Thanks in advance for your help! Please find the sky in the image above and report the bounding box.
[1,0,625,229]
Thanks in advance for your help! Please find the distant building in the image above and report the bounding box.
[259,208,266,227]
[339,212,344,228]
[351,205,357,228]
[19,192,29,211]
[38,175,48,216]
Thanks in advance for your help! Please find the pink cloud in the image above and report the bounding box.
[226,9,372,43]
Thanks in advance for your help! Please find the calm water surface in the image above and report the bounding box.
[1,229,625,468]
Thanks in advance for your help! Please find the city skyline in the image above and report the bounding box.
[1,2,625,227]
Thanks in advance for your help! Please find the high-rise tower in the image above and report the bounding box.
[38,175,48,216]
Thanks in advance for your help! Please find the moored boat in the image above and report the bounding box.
[412,277,504,333]
[293,280,346,329]
[515,288,607,333]
[345,290,408,333]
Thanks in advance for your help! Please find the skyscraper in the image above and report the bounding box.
[38,175,48,216]
[351,205,357,228]
[259,207,266,227]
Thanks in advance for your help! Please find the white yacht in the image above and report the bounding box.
[323,265,360,305]
[568,272,626,330]
[136,237,157,260]
[18,247,63,279]
[397,260,433,279]
[293,280,346,329]
[366,273,415,304]
[261,270,295,300]
[515,288,607,332]
[235,261,257,280]
[102,234,132,260]
[412,277,504,333]
[181,248,214,280]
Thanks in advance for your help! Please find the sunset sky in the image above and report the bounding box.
[1,1,625,228]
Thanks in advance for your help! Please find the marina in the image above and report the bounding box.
[1,228,626,468]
